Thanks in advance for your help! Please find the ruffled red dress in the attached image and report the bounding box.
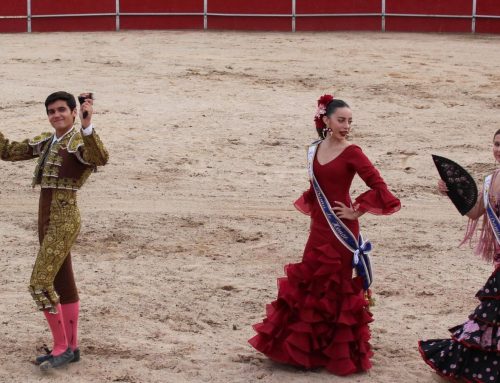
[248,144,400,375]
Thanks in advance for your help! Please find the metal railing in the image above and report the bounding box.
[0,0,498,33]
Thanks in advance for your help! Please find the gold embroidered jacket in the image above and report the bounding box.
[0,127,108,190]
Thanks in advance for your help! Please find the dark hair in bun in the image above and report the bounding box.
[314,95,350,139]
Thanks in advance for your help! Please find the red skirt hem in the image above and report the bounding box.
[249,238,373,376]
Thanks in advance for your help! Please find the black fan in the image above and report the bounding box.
[432,154,478,215]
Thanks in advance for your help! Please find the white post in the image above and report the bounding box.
[292,0,296,32]
[27,0,31,32]
[472,0,477,33]
[381,0,386,32]
[116,0,120,31]
[204,0,208,30]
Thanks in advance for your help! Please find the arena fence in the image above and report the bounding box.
[1,0,500,34]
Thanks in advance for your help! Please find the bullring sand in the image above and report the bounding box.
[0,30,500,382]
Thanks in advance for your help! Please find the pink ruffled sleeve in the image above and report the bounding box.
[351,146,401,215]
[294,184,315,216]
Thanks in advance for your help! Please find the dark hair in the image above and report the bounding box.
[494,129,500,140]
[316,99,350,139]
[44,91,77,114]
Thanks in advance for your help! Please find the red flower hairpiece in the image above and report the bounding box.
[314,94,334,130]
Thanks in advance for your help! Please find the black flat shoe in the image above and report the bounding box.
[70,348,80,363]
[39,348,74,371]
[34,345,51,365]
[35,353,51,365]
[35,347,80,365]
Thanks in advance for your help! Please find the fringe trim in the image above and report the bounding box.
[460,170,499,264]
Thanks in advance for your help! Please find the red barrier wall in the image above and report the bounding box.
[385,17,471,33]
[0,1,27,33]
[297,0,381,14]
[386,0,472,15]
[0,1,26,15]
[477,0,500,14]
[121,16,203,30]
[296,17,380,32]
[296,0,381,31]
[207,0,291,31]
[120,0,203,30]
[31,0,116,32]
[476,0,500,34]
[1,0,500,34]
[385,0,473,33]
[208,16,291,31]
[120,0,202,13]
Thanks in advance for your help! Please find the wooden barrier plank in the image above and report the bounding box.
[0,0,27,15]
[386,0,472,15]
[296,0,381,14]
[31,0,115,15]
[208,0,291,14]
[120,16,203,30]
[296,16,380,31]
[208,16,290,31]
[476,19,500,34]
[385,17,471,33]
[120,0,203,13]
[477,0,500,15]
[0,19,26,33]
[31,17,116,32]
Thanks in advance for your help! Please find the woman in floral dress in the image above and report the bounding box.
[419,129,500,382]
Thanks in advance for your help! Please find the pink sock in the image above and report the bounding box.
[43,304,68,356]
[60,301,80,351]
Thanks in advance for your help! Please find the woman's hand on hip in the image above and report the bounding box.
[333,201,363,220]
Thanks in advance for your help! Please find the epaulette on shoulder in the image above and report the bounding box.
[67,131,84,153]
[28,132,53,147]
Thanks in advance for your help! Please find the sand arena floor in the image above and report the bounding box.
[0,30,500,382]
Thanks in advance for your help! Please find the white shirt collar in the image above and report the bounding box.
[52,127,75,144]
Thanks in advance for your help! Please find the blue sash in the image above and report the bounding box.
[307,142,373,290]
[483,174,500,245]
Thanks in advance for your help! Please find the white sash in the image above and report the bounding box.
[307,142,372,289]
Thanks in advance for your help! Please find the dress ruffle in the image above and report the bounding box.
[354,188,401,215]
[419,339,500,382]
[249,242,373,375]
[294,185,401,217]
[419,267,500,382]
[293,190,314,216]
[476,270,500,300]
[451,320,500,352]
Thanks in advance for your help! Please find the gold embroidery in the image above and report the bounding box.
[0,132,35,161]
[67,129,108,166]
[39,172,92,191]
[67,131,83,153]
[29,190,80,312]
[28,132,53,146]
[81,130,109,166]
[31,128,104,189]
[32,139,52,187]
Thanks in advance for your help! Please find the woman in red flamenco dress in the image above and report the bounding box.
[248,95,401,376]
